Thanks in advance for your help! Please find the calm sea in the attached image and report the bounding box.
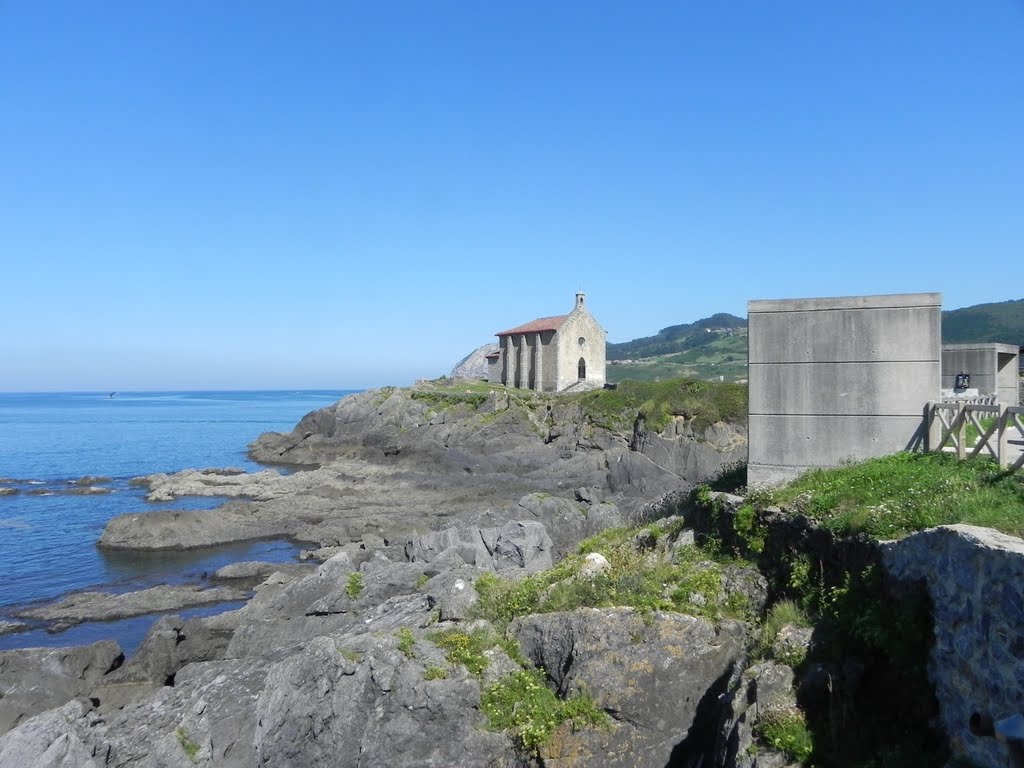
[0,390,355,653]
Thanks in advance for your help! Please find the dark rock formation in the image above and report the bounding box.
[0,510,797,768]
[0,384,765,767]
[0,640,122,735]
[405,519,554,573]
[711,661,799,768]
[98,386,745,555]
[513,609,746,767]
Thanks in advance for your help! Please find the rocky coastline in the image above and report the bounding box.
[0,381,816,767]
[4,379,1016,766]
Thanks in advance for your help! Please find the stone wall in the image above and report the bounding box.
[686,492,1024,766]
[556,305,606,391]
[496,294,606,393]
[747,293,941,487]
[882,525,1024,768]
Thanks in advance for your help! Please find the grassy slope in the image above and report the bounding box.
[766,451,1024,539]
[607,312,747,360]
[420,376,748,434]
[697,452,1024,767]
[606,313,748,384]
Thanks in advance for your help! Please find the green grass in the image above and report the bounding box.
[481,668,607,753]
[570,377,748,433]
[692,459,958,767]
[398,376,750,437]
[426,626,606,753]
[411,389,490,409]
[606,359,749,385]
[423,665,449,680]
[769,451,1024,539]
[428,628,493,675]
[412,378,532,411]
[964,415,998,448]
[472,524,750,628]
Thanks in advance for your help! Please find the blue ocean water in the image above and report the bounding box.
[0,390,354,653]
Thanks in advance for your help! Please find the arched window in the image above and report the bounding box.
[578,357,586,380]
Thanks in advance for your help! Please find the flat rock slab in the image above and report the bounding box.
[98,501,297,550]
[212,560,315,581]
[16,585,248,626]
[139,467,284,502]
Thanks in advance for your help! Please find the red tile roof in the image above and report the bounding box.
[495,314,568,337]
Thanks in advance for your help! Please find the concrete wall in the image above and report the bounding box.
[942,343,1020,405]
[748,293,941,487]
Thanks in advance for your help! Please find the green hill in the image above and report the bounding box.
[607,313,746,360]
[941,298,1024,344]
[606,298,1024,385]
[607,313,748,384]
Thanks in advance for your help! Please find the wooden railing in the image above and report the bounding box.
[927,401,1024,471]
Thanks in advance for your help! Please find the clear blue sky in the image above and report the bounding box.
[2,1,1021,391]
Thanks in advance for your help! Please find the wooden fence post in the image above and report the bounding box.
[997,403,1009,468]
[956,401,967,461]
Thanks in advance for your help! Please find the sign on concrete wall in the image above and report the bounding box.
[941,343,1020,405]
[748,293,941,487]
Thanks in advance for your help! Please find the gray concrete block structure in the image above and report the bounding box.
[494,293,606,392]
[941,343,1020,405]
[748,293,941,487]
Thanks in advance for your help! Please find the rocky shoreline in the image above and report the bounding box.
[96,386,745,556]
[0,382,767,767]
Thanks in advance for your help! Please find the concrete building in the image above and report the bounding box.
[941,343,1020,405]
[748,293,941,487]
[492,293,606,392]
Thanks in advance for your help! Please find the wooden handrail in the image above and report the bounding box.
[927,401,1024,471]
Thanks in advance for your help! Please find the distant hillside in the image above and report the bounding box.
[604,299,1024,385]
[607,313,748,384]
[942,298,1024,344]
[607,313,746,360]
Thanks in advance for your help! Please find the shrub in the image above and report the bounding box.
[175,727,201,763]
[756,706,813,763]
[395,627,416,658]
[571,377,747,433]
[424,665,449,680]
[345,572,364,599]
[428,626,523,675]
[481,668,606,753]
[753,599,811,662]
